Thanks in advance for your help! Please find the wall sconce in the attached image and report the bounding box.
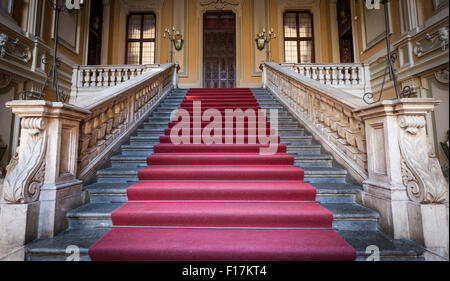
[255,28,277,61]
[163,27,184,63]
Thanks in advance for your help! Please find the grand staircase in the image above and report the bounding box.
[25,88,424,261]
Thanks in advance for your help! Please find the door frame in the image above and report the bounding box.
[202,11,237,88]
[195,1,244,88]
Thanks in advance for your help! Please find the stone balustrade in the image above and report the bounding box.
[71,64,161,90]
[72,63,177,180]
[280,62,372,96]
[262,62,449,260]
[0,63,177,256]
[263,62,369,182]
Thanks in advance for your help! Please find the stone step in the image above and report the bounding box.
[24,228,424,261]
[294,154,333,167]
[302,167,348,183]
[315,183,361,203]
[322,203,379,231]
[22,88,426,261]
[85,182,361,204]
[109,153,333,169]
[66,203,123,229]
[65,202,377,231]
[287,144,322,155]
[84,182,133,203]
[120,144,156,156]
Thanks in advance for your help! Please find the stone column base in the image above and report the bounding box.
[38,180,89,238]
[0,201,40,261]
[362,179,411,239]
[407,203,449,260]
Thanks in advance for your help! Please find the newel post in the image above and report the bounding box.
[355,99,449,260]
[0,101,90,256]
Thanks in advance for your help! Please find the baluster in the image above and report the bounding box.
[325,67,331,85]
[338,67,345,85]
[110,69,117,86]
[298,66,305,76]
[117,68,123,84]
[305,67,311,78]
[331,67,338,85]
[351,66,358,85]
[318,66,324,83]
[357,65,363,86]
[97,69,103,87]
[122,68,129,81]
[89,69,97,87]
[344,67,351,85]
[83,69,90,87]
[312,67,318,80]
[103,69,109,87]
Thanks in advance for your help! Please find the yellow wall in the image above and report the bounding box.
[160,0,171,64]
[179,0,198,85]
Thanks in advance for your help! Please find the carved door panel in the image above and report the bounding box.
[87,0,103,65]
[337,0,354,63]
[203,12,236,88]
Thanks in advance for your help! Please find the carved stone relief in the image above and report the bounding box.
[398,115,449,203]
[2,118,47,203]
[434,67,449,84]
[414,26,449,57]
[0,32,32,62]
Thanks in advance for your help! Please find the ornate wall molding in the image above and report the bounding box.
[0,32,32,62]
[0,70,12,89]
[398,115,449,203]
[434,67,449,84]
[199,0,239,10]
[414,26,449,57]
[2,117,47,204]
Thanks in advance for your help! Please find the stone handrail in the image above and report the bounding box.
[72,63,177,180]
[263,62,369,182]
[262,62,448,259]
[280,62,372,96]
[1,63,177,246]
[71,64,161,90]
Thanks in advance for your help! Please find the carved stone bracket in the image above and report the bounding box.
[0,32,32,62]
[398,115,449,204]
[2,118,47,203]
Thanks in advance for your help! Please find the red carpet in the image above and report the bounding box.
[89,88,356,261]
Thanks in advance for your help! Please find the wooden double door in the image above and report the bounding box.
[203,11,236,88]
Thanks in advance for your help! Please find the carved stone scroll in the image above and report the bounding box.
[2,118,47,203]
[398,115,449,204]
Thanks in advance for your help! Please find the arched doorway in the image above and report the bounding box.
[203,11,236,88]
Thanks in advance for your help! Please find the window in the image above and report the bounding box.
[283,11,314,63]
[126,13,156,64]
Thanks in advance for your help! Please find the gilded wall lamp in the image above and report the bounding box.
[163,27,184,63]
[255,28,277,62]
[20,0,85,103]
